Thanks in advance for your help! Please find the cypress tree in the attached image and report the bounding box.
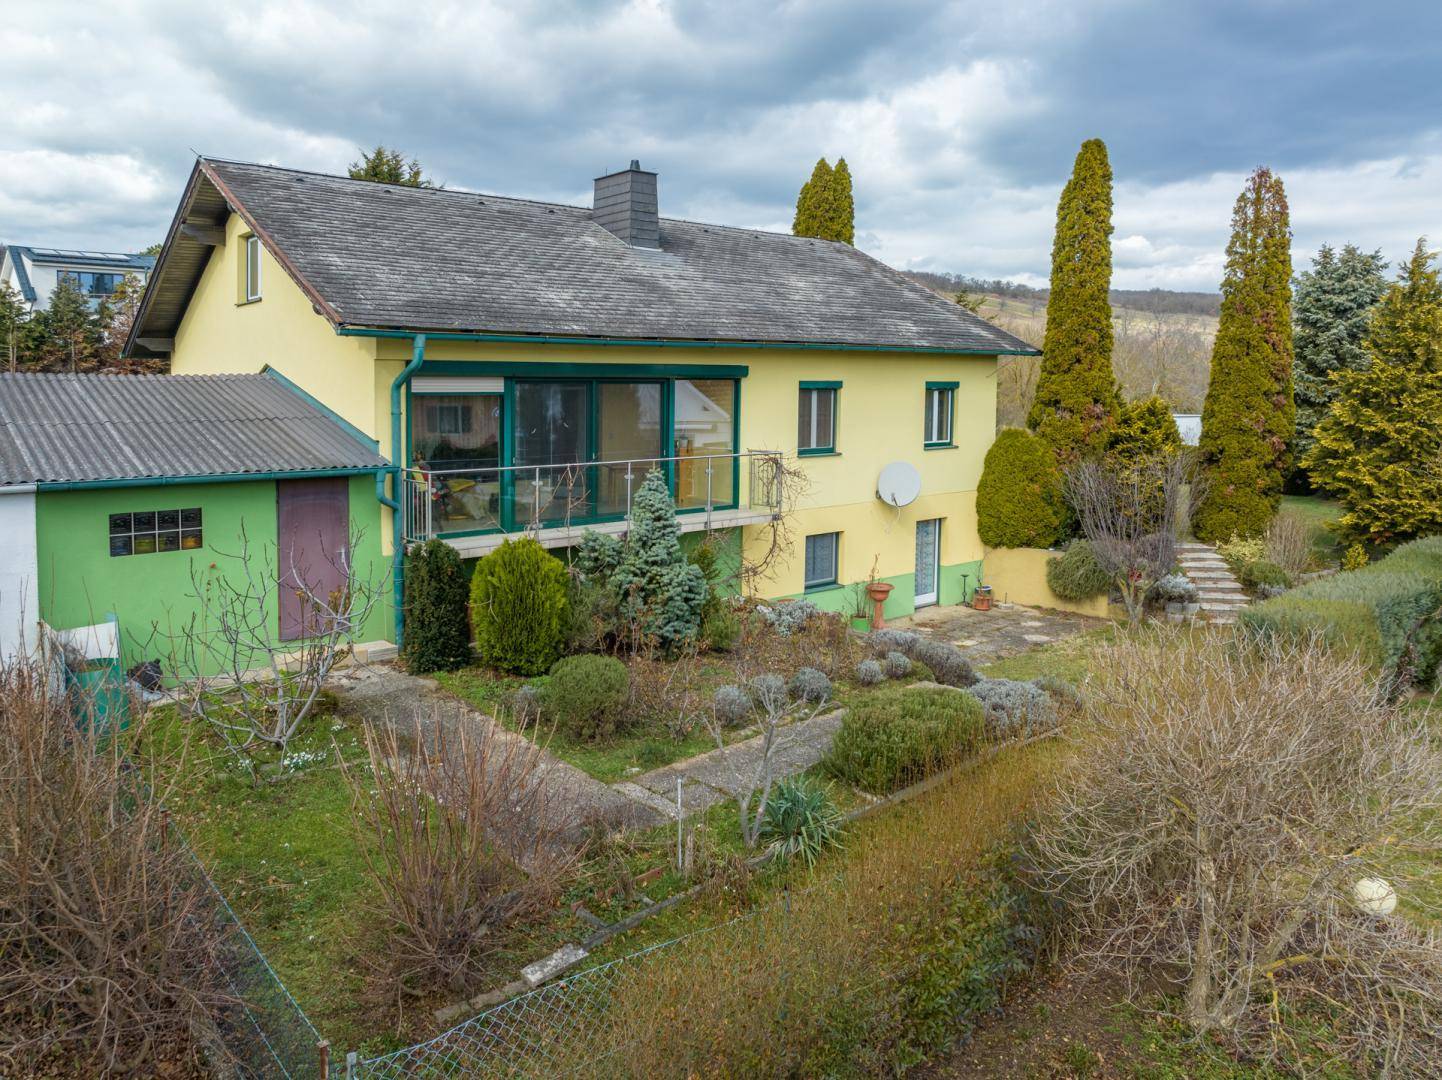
[1027,138,1121,465]
[792,158,834,240]
[829,157,855,245]
[401,539,473,673]
[1303,240,1442,546]
[1194,167,1294,542]
[1292,244,1388,471]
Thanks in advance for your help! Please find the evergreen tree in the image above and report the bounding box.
[609,469,708,652]
[401,539,473,673]
[97,274,163,373]
[0,280,29,373]
[1027,138,1121,465]
[1194,167,1294,542]
[828,157,855,245]
[348,146,433,187]
[1292,243,1388,471]
[792,158,834,240]
[37,275,102,373]
[1304,240,1442,546]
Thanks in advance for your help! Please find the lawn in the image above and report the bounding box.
[1280,493,1345,563]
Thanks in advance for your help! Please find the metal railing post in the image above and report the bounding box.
[704,460,714,530]
[532,466,542,529]
[625,464,635,527]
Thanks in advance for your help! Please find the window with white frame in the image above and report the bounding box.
[804,532,839,590]
[798,383,838,454]
[242,234,262,302]
[924,383,955,446]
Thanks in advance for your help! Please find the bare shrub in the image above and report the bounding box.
[346,717,573,1000]
[1064,454,1205,620]
[1264,509,1315,578]
[0,663,231,1075]
[1028,630,1442,1072]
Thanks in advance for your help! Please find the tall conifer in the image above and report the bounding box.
[829,157,855,245]
[792,158,834,239]
[1195,167,1294,542]
[1027,138,1121,465]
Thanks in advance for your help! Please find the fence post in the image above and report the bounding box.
[317,1040,330,1079]
[346,1050,358,1079]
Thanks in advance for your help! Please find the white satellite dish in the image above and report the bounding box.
[876,461,922,508]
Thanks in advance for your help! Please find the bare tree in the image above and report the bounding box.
[165,522,386,758]
[1064,453,1204,620]
[1029,631,1442,1072]
[345,717,572,1000]
[736,453,811,597]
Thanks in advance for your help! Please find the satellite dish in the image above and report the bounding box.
[876,461,921,508]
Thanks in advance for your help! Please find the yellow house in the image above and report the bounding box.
[128,157,1036,646]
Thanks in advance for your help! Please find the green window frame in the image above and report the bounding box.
[803,531,840,590]
[798,380,841,456]
[924,381,957,448]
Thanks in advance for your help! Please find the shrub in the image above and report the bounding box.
[1343,542,1370,571]
[976,428,1069,548]
[1216,533,1266,574]
[966,678,1060,738]
[0,666,230,1074]
[1032,674,1082,712]
[869,628,921,654]
[758,599,819,637]
[855,659,885,686]
[1238,558,1291,594]
[701,605,741,652]
[563,574,619,654]
[871,630,976,688]
[1045,540,1112,601]
[611,471,709,652]
[883,650,912,679]
[401,539,473,673]
[1264,510,1315,577]
[714,684,753,726]
[1239,535,1442,692]
[470,538,569,675]
[1028,631,1442,1070]
[749,673,788,712]
[539,655,630,741]
[823,686,985,794]
[510,683,541,722]
[789,667,833,705]
[1147,572,1198,605]
[758,777,845,868]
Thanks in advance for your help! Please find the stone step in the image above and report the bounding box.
[1185,566,1236,577]
[1177,543,1218,552]
[1179,557,1229,568]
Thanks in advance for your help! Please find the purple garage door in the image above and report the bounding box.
[276,478,350,641]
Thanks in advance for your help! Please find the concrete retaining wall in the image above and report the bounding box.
[981,546,1112,619]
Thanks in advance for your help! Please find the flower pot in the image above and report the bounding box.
[971,584,993,611]
[865,581,893,629]
[850,615,871,633]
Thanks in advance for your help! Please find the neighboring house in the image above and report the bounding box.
[126,156,1036,646]
[1,245,157,311]
[0,372,392,667]
[1173,413,1201,447]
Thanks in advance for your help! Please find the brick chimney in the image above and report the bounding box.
[593,160,659,248]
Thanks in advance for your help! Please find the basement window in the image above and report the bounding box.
[109,507,202,557]
[804,532,839,590]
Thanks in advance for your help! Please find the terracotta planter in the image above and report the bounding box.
[972,584,993,612]
[865,581,894,629]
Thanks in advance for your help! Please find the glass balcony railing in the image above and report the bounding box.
[402,451,785,542]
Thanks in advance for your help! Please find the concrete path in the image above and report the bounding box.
[328,665,665,851]
[612,707,847,821]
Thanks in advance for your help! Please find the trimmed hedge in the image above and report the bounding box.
[823,686,984,794]
[470,538,569,675]
[1240,536,1442,689]
[976,428,1068,549]
[1045,540,1112,601]
[400,539,473,673]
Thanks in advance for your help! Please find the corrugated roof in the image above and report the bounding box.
[131,158,1038,357]
[0,372,387,487]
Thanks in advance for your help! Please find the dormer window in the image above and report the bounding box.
[241,234,262,303]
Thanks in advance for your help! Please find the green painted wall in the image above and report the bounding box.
[35,475,390,672]
[789,558,983,622]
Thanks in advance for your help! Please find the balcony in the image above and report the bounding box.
[402,451,785,557]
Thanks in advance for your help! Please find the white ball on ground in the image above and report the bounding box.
[1353,876,1397,917]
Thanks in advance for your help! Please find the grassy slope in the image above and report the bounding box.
[1280,493,1345,563]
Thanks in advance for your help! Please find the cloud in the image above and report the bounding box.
[1,0,1437,291]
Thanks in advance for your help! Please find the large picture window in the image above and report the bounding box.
[674,378,736,509]
[804,532,839,590]
[798,382,839,455]
[412,392,502,534]
[924,382,956,446]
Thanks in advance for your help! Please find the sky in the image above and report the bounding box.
[2,0,1439,292]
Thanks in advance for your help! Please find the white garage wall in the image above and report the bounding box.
[0,489,40,661]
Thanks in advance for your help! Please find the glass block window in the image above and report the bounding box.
[804,532,839,590]
[109,507,202,557]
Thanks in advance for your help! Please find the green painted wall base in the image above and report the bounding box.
[788,558,983,621]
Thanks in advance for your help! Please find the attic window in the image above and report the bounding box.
[241,234,262,303]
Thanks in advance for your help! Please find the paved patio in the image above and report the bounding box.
[892,601,1107,667]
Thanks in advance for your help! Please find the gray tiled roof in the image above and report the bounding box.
[0,372,387,487]
[196,159,1035,354]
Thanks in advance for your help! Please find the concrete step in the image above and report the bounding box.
[1177,543,1218,553]
[1180,558,1230,569]
[1186,568,1237,579]
[1197,581,1245,593]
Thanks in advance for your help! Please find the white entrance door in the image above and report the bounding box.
[915,518,940,607]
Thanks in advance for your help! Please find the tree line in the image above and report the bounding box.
[0,271,160,375]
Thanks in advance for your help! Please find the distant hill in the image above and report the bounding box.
[901,272,1219,426]
[903,271,1221,318]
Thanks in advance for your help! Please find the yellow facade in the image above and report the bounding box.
[169,224,998,613]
